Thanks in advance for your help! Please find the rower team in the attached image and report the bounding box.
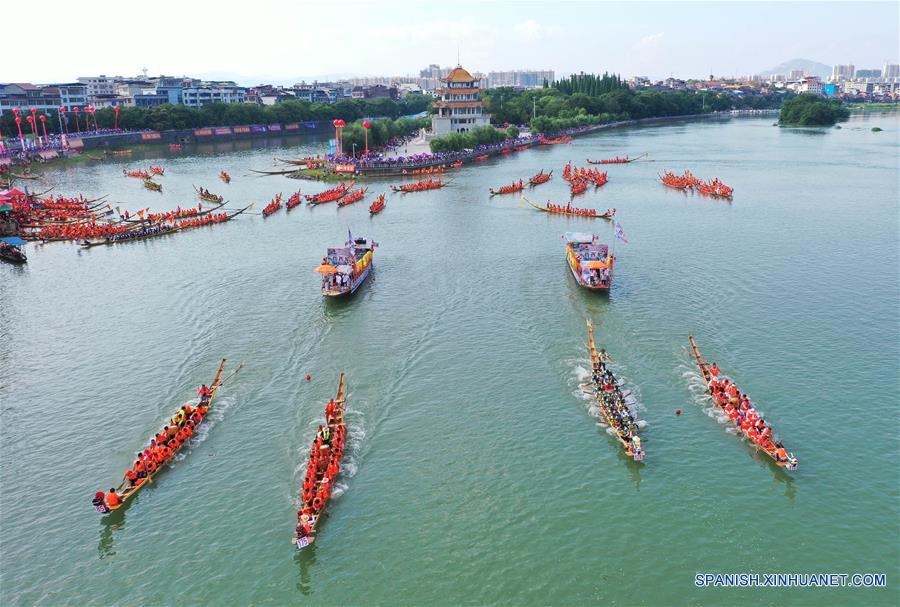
[591,356,642,458]
[295,399,347,542]
[92,384,213,513]
[705,363,796,466]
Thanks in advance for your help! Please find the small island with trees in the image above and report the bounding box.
[778,93,850,127]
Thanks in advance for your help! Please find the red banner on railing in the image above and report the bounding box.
[334,164,357,174]
[194,128,212,136]
[214,127,232,135]
[233,126,251,134]
[284,123,299,130]
[141,132,162,141]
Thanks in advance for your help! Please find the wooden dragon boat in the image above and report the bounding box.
[306,182,354,205]
[337,187,367,207]
[689,336,798,470]
[369,194,386,215]
[390,178,445,193]
[586,153,648,165]
[143,178,162,192]
[125,170,149,179]
[585,320,644,461]
[193,185,224,203]
[528,170,552,186]
[92,359,242,515]
[286,191,303,210]
[82,204,251,247]
[263,194,283,217]
[219,170,231,183]
[294,374,347,550]
[9,172,40,180]
[489,180,525,196]
[521,196,614,219]
[122,201,226,224]
[149,166,165,176]
[539,135,572,145]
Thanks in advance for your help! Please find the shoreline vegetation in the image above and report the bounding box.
[778,93,850,127]
[0,94,433,138]
[430,73,790,152]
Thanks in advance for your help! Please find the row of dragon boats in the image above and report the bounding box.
[88,320,798,553]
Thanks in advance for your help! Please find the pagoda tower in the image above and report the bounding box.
[431,65,491,136]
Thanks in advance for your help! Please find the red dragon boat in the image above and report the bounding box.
[263,193,283,217]
[539,135,572,145]
[587,153,647,165]
[522,196,615,219]
[294,374,348,550]
[337,187,368,207]
[286,191,303,210]
[529,170,552,186]
[390,178,446,193]
[369,194,386,215]
[306,182,354,205]
[489,179,525,196]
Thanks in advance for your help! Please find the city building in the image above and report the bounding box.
[53,83,88,108]
[831,64,855,82]
[883,63,900,79]
[181,82,245,108]
[77,75,119,100]
[0,83,65,114]
[855,69,882,79]
[788,69,805,80]
[798,77,824,95]
[843,81,873,96]
[484,70,554,89]
[431,65,491,136]
[351,84,398,100]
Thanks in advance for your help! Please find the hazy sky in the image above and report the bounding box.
[7,1,898,85]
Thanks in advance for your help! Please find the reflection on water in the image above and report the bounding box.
[294,542,317,596]
[98,517,125,560]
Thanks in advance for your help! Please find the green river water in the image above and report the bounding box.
[1,113,898,606]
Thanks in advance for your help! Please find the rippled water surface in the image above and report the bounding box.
[1,114,898,606]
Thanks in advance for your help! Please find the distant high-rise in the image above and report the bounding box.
[883,63,900,79]
[855,69,882,79]
[831,64,855,81]
[485,70,554,89]
[788,69,805,80]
